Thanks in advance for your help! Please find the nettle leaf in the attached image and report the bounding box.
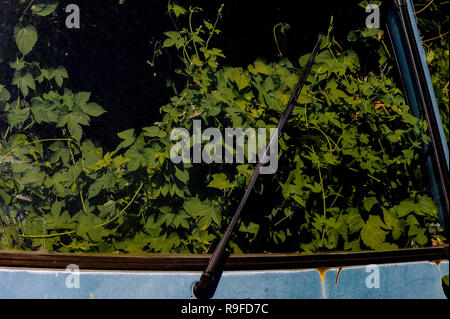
[14,25,38,56]
[361,215,388,250]
[415,195,438,217]
[397,199,416,217]
[382,208,403,240]
[344,208,364,234]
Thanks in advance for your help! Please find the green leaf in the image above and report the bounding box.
[117,129,135,149]
[7,108,30,126]
[143,126,165,138]
[183,197,220,225]
[382,209,403,240]
[88,177,104,199]
[361,215,388,250]
[397,199,416,217]
[415,195,437,217]
[99,200,116,218]
[174,166,189,183]
[363,197,378,212]
[230,68,251,90]
[207,173,231,191]
[0,86,10,101]
[31,1,58,16]
[344,208,364,234]
[64,112,89,141]
[168,2,187,18]
[73,92,91,107]
[248,60,270,75]
[81,102,106,117]
[13,72,36,97]
[14,25,38,56]
[54,66,68,87]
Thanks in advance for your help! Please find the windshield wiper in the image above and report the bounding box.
[193,37,323,299]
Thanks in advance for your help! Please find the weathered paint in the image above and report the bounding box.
[0,261,447,299]
[335,267,343,286]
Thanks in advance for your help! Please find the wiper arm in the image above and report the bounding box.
[193,37,322,299]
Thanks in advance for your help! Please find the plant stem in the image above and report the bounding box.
[94,182,143,228]
[273,23,283,57]
[3,138,73,157]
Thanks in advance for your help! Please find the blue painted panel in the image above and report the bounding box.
[324,261,448,299]
[213,269,323,299]
[0,261,447,299]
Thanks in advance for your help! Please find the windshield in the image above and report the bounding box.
[0,0,447,255]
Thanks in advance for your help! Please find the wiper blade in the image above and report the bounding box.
[193,37,322,299]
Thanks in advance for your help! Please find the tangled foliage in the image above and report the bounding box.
[0,1,445,254]
[415,0,449,142]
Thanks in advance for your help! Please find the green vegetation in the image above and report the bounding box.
[0,1,446,254]
[414,0,449,142]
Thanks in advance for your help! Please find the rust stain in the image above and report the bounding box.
[334,267,343,286]
[316,267,330,283]
[433,260,441,270]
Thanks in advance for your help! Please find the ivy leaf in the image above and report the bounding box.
[361,215,388,250]
[14,25,38,56]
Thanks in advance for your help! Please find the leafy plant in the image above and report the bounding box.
[0,1,446,254]
[414,0,449,142]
